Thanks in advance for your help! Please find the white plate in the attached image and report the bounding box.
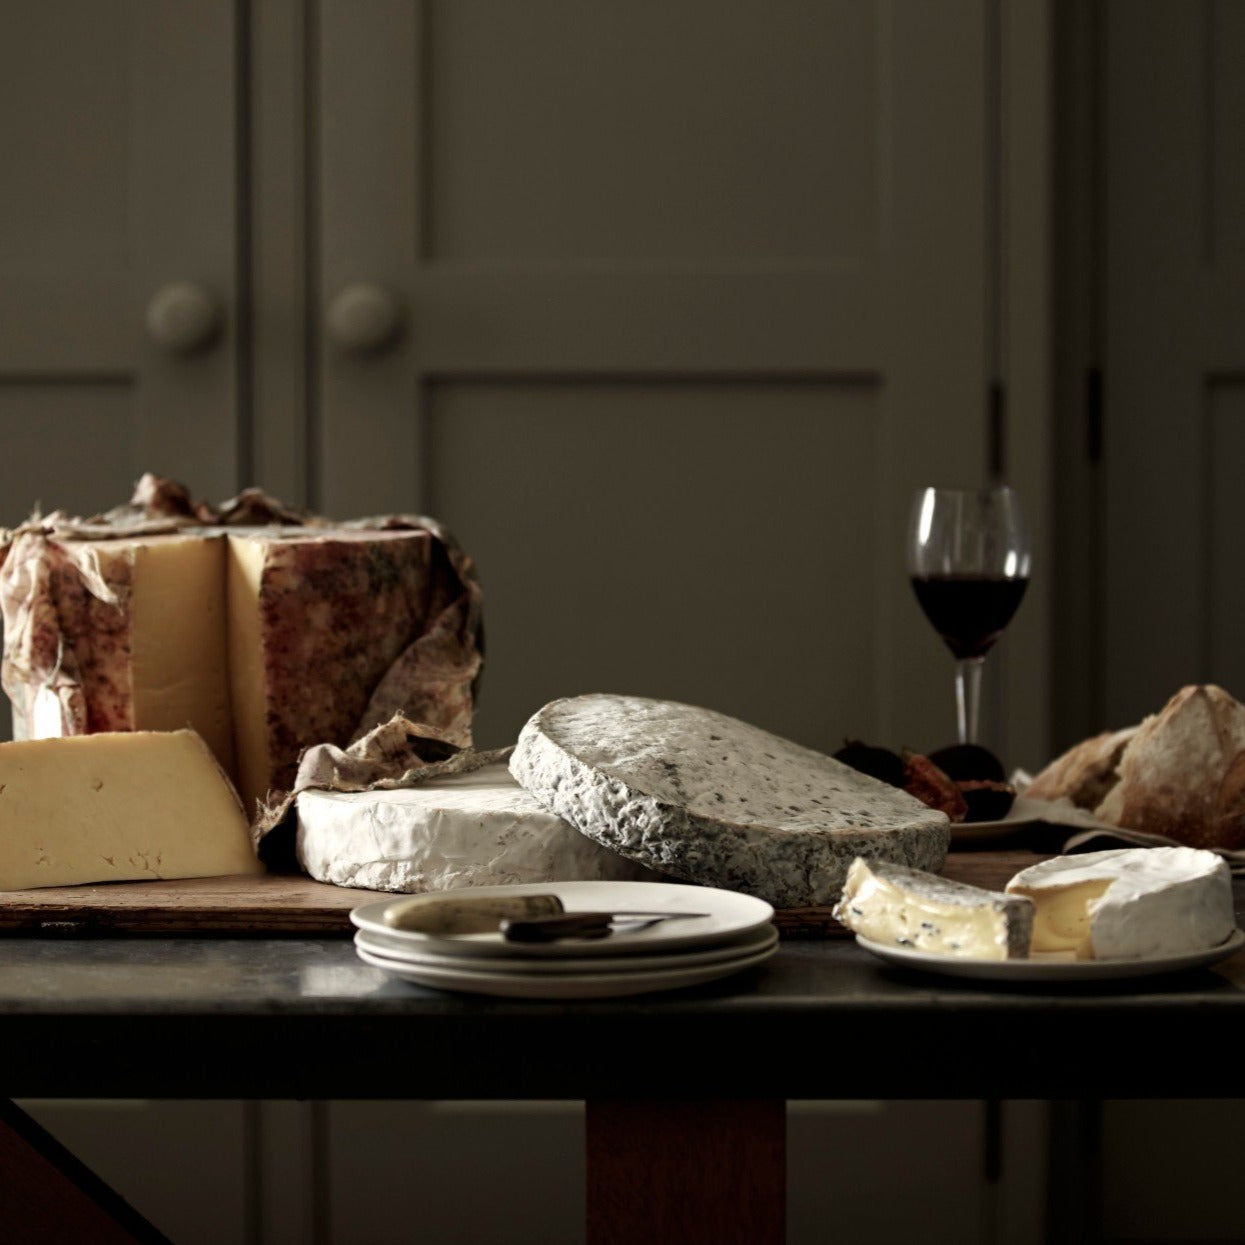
[354,938,778,999]
[855,928,1245,982]
[949,795,1118,845]
[353,923,778,975]
[350,881,774,960]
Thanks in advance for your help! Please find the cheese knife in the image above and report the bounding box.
[500,910,711,943]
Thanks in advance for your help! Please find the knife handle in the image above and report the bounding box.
[501,912,614,942]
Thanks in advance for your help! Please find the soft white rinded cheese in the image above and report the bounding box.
[8,533,234,773]
[0,729,260,890]
[509,695,950,909]
[295,762,659,892]
[833,858,1034,959]
[1005,846,1235,960]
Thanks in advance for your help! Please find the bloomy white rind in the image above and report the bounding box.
[1006,846,1235,960]
[295,762,658,893]
[510,695,950,909]
[834,858,1034,959]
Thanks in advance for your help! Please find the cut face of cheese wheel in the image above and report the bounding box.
[833,857,1034,960]
[0,729,259,890]
[1006,846,1235,960]
[126,536,233,769]
[1020,878,1111,958]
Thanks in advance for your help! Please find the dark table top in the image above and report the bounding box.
[1,932,1242,1101]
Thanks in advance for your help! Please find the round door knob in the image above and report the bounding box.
[145,282,221,353]
[326,283,403,353]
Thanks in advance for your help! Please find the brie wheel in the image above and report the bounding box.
[1006,846,1234,960]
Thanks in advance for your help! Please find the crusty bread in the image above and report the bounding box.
[1026,726,1137,809]
[1093,684,1245,849]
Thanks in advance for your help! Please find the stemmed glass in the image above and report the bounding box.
[907,486,1031,744]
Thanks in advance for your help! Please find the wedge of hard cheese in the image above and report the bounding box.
[0,729,260,890]
[834,858,1034,959]
[1,530,233,770]
[1006,846,1234,960]
[510,695,950,909]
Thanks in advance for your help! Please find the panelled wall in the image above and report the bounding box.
[310,0,1014,756]
[1,3,1057,1245]
[0,0,1051,762]
[1104,0,1245,723]
[0,2,243,517]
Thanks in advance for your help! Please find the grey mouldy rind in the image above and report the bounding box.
[509,694,951,910]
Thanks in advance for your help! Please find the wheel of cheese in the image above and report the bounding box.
[295,762,659,892]
[510,695,950,909]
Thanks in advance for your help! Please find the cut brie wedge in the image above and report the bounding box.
[1005,846,1234,961]
[834,858,1034,960]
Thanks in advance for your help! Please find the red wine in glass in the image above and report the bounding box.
[910,574,1030,660]
[907,487,1031,744]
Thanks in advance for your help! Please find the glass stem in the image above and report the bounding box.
[955,657,986,745]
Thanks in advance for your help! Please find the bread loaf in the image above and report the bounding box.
[1093,685,1245,849]
[1025,726,1136,809]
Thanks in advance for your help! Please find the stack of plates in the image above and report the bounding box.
[350,881,777,998]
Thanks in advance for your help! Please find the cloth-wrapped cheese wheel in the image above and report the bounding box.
[0,476,483,815]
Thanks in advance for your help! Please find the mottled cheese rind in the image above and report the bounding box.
[227,528,480,812]
[510,695,950,909]
[1006,846,1235,960]
[0,729,259,890]
[833,857,1034,959]
[295,762,659,892]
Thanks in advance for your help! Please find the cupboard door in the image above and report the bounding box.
[315,0,992,753]
[0,0,242,526]
[1103,0,1245,721]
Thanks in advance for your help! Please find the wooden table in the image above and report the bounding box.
[1,850,1242,1244]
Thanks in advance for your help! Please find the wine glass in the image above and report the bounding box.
[907,486,1031,744]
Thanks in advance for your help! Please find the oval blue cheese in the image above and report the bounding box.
[509,695,950,908]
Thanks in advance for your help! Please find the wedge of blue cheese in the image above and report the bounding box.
[1005,846,1234,960]
[834,858,1035,959]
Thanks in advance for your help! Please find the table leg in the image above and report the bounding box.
[0,1098,169,1244]
[586,1098,785,1245]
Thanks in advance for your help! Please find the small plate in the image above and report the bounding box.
[350,881,774,960]
[855,928,1245,982]
[949,795,1120,848]
[353,922,778,975]
[354,938,778,999]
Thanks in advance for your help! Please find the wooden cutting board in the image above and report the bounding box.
[0,851,1047,938]
[0,874,375,935]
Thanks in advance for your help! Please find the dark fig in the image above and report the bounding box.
[959,779,1016,822]
[926,743,1006,784]
[902,753,968,822]
[833,740,905,788]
